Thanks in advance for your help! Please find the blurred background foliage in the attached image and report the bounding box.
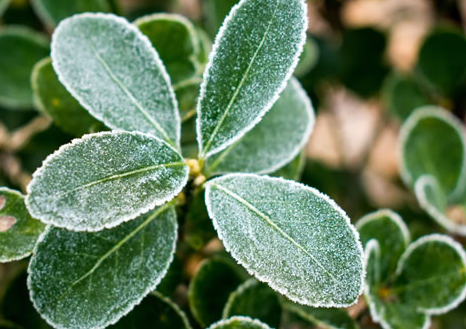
[1,0,466,328]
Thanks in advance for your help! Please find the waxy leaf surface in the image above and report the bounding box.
[28,205,177,329]
[196,0,307,158]
[205,174,364,307]
[51,13,180,147]
[26,131,189,232]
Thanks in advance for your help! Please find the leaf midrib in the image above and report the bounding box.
[54,202,174,302]
[200,0,281,158]
[213,183,339,283]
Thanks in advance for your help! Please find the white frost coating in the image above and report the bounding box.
[196,0,308,159]
[207,316,272,329]
[205,174,365,308]
[25,130,189,232]
[51,13,181,148]
[206,78,315,176]
[395,233,466,315]
[151,291,193,329]
[415,175,466,236]
[398,106,466,200]
[27,206,178,329]
[356,209,410,246]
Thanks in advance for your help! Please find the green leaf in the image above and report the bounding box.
[417,29,466,97]
[222,279,281,328]
[135,13,199,84]
[51,13,180,147]
[356,209,410,281]
[26,131,189,232]
[282,302,357,329]
[0,0,10,17]
[109,292,192,329]
[208,316,272,329]
[31,0,113,27]
[414,175,466,235]
[382,72,431,121]
[156,257,183,296]
[294,38,319,78]
[205,78,314,176]
[31,57,105,137]
[0,27,49,109]
[0,187,46,263]
[196,0,308,158]
[399,106,466,200]
[28,204,177,329]
[271,150,306,181]
[188,257,245,327]
[205,174,364,307]
[195,27,211,66]
[201,0,239,38]
[174,78,201,122]
[393,234,466,314]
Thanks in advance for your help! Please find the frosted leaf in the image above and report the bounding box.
[26,131,189,232]
[134,13,199,84]
[51,13,180,148]
[205,78,314,176]
[222,279,281,328]
[394,234,466,314]
[399,106,466,200]
[205,174,364,307]
[108,292,192,329]
[196,0,308,158]
[31,0,112,27]
[28,205,177,329]
[0,188,46,262]
[207,316,272,329]
[32,57,105,137]
[282,301,357,329]
[0,27,49,109]
[356,209,410,281]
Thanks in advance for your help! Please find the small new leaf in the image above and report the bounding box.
[208,316,272,329]
[196,0,308,158]
[28,205,177,329]
[26,131,189,232]
[205,174,364,307]
[205,78,314,176]
[51,13,180,147]
[0,188,46,263]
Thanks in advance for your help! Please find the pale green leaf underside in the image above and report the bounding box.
[197,0,308,158]
[205,78,314,175]
[32,57,105,137]
[51,13,180,147]
[208,316,272,329]
[0,27,49,109]
[31,0,112,27]
[26,131,189,232]
[205,174,364,307]
[0,188,46,263]
[400,106,466,200]
[282,302,357,329]
[28,205,177,329]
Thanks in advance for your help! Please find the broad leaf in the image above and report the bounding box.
[28,204,177,329]
[31,0,113,27]
[223,279,281,328]
[208,317,272,329]
[51,13,180,147]
[205,174,364,307]
[26,131,189,232]
[271,150,306,181]
[0,188,46,262]
[188,257,245,327]
[400,106,466,200]
[32,57,105,137]
[356,209,410,281]
[0,27,49,109]
[415,175,466,235]
[135,13,199,84]
[196,0,308,158]
[109,292,192,329]
[205,78,314,175]
[393,234,466,314]
[282,302,357,329]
